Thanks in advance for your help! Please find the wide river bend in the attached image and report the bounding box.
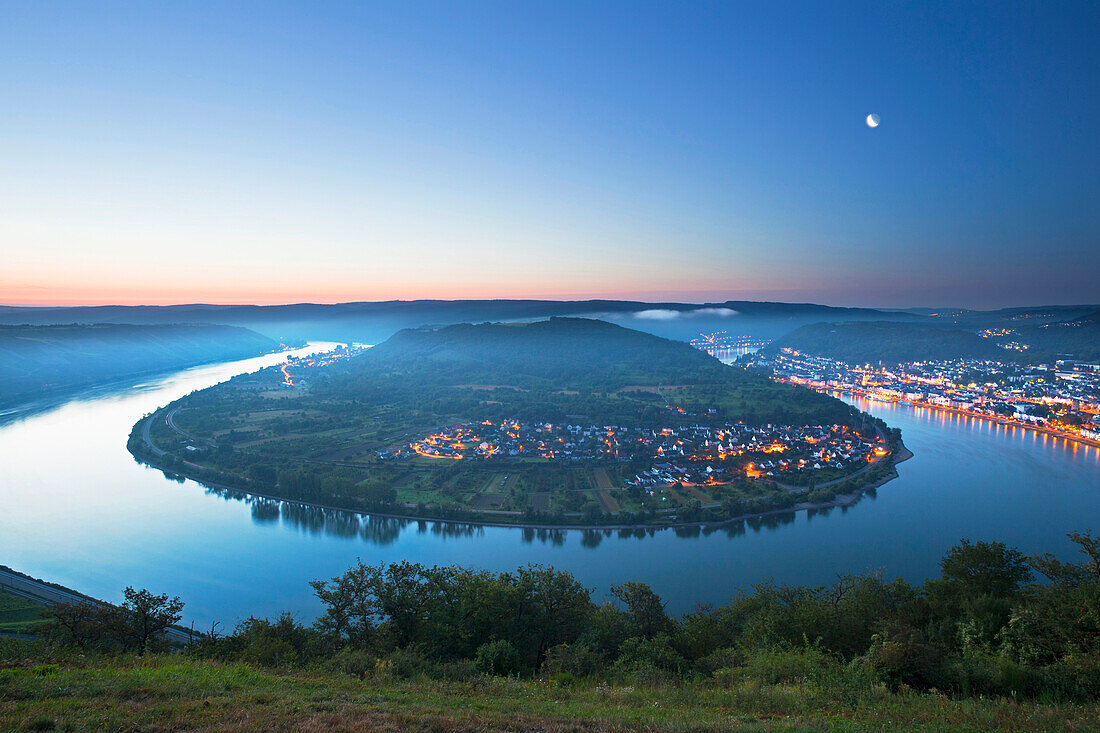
[1,345,1097,626]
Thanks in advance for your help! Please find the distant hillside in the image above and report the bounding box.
[765,321,1011,364]
[943,305,1100,328]
[1015,311,1100,361]
[0,299,925,344]
[317,317,854,425]
[767,313,1100,365]
[0,323,280,407]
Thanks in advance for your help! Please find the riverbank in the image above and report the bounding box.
[818,385,1100,450]
[129,409,911,532]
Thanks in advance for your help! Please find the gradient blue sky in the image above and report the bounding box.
[2,1,1098,308]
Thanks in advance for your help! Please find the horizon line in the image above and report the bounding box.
[1,297,1097,313]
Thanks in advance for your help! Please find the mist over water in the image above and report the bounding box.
[1,350,1097,629]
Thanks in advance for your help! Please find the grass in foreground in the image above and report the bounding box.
[2,649,1098,732]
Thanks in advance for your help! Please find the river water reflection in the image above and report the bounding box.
[1,348,1097,627]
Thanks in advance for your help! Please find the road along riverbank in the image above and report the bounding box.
[0,566,195,645]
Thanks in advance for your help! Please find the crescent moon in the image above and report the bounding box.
[866,113,880,128]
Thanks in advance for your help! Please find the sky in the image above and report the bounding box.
[1,1,1098,310]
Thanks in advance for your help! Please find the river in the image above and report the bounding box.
[1,346,1097,628]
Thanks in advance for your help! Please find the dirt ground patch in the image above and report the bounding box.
[662,485,690,506]
[591,468,615,489]
[480,473,507,492]
[682,485,715,503]
[595,489,620,512]
[472,493,506,509]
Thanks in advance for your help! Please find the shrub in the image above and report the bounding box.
[384,647,433,680]
[863,629,949,691]
[542,642,601,678]
[433,658,478,681]
[475,640,522,676]
[239,636,297,667]
[695,647,742,676]
[731,646,836,685]
[551,671,578,686]
[328,647,374,680]
[609,635,685,683]
[950,652,1038,698]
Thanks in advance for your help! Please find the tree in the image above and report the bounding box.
[939,540,1032,597]
[514,565,593,668]
[1030,531,1100,587]
[121,587,184,654]
[582,502,603,525]
[373,561,441,648]
[41,602,126,650]
[610,581,672,639]
[310,561,380,650]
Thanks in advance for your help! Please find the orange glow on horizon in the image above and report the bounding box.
[0,274,882,309]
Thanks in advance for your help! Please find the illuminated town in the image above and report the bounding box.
[689,332,771,362]
[278,344,366,386]
[752,348,1100,446]
[381,418,888,488]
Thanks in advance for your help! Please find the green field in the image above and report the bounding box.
[0,591,46,634]
[1,647,1096,732]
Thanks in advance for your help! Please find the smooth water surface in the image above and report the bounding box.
[2,352,1098,627]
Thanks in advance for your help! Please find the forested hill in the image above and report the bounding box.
[765,321,1012,364]
[314,317,854,425]
[356,317,730,389]
[767,316,1100,365]
[1015,311,1100,362]
[0,323,280,407]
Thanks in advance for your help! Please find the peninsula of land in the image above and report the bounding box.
[129,318,904,528]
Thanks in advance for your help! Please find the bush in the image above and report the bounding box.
[239,636,297,667]
[432,658,478,681]
[328,647,375,680]
[475,640,521,676]
[732,646,836,685]
[384,647,433,680]
[951,652,1042,699]
[542,642,601,678]
[200,613,315,667]
[695,647,742,677]
[863,629,949,691]
[1051,651,1100,698]
[609,635,684,683]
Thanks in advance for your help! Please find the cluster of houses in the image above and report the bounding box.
[625,423,884,489]
[381,419,885,488]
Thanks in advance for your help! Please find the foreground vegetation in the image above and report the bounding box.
[3,648,1098,732]
[5,533,1099,729]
